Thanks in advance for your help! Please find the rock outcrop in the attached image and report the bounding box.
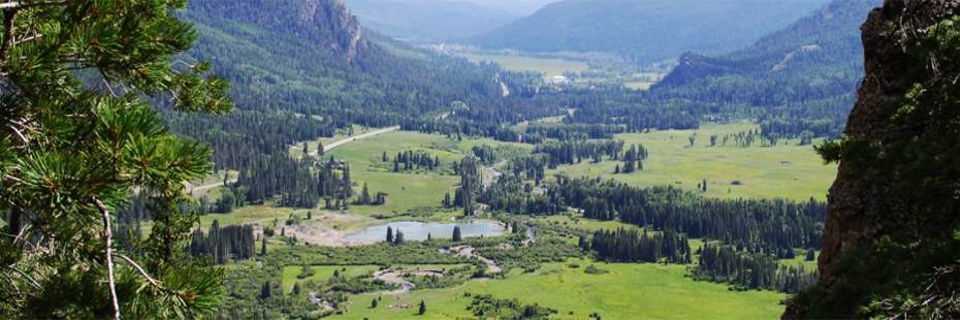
[785,0,960,318]
[189,0,367,64]
[819,0,959,287]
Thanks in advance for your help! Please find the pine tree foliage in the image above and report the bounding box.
[0,1,231,318]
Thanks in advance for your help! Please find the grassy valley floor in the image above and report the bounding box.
[330,259,786,319]
[548,122,837,201]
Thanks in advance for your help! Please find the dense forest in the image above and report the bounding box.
[694,244,817,293]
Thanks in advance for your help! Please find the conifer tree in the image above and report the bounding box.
[359,183,371,205]
[452,226,463,242]
[260,282,272,300]
[419,301,427,315]
[0,1,232,318]
[394,229,405,245]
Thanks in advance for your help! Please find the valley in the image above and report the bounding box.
[152,0,863,316]
[10,0,934,318]
[199,122,829,318]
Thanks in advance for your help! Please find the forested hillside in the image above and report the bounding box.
[346,0,516,41]
[468,0,829,64]
[162,0,548,206]
[169,0,544,165]
[656,0,882,138]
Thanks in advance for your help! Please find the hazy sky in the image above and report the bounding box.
[463,0,563,16]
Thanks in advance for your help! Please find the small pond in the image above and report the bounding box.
[346,220,505,244]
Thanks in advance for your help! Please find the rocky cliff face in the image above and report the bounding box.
[785,0,960,318]
[189,0,367,63]
[819,0,959,286]
[297,0,365,63]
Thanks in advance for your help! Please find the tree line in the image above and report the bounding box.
[586,228,692,264]
[552,176,824,253]
[693,243,818,293]
[188,220,256,264]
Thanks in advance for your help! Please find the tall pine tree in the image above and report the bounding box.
[0,1,232,318]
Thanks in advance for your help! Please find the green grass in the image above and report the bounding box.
[325,131,531,217]
[179,131,531,237]
[282,265,381,292]
[331,258,787,319]
[281,264,471,293]
[455,53,589,78]
[532,215,641,233]
[549,122,837,201]
[780,249,819,270]
[197,205,295,228]
[326,131,462,216]
[288,124,369,159]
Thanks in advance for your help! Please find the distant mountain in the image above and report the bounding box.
[346,0,516,41]
[655,0,883,138]
[462,0,563,16]
[468,0,830,63]
[174,0,537,170]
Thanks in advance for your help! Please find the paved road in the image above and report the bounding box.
[314,126,400,156]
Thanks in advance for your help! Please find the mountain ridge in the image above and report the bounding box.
[467,0,831,63]
[652,0,882,138]
[347,0,516,41]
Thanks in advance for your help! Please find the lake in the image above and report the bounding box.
[346,220,505,244]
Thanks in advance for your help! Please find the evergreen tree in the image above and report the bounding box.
[0,1,232,317]
[452,226,463,242]
[261,238,268,256]
[260,281,273,300]
[371,298,378,308]
[342,164,353,197]
[386,227,394,243]
[359,183,371,205]
[419,301,427,315]
[394,230,405,245]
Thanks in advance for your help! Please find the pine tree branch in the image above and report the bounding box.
[113,253,162,290]
[4,264,39,289]
[93,197,120,320]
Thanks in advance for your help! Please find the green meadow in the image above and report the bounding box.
[282,265,382,292]
[456,53,590,78]
[331,259,787,320]
[549,122,837,201]
[325,131,532,216]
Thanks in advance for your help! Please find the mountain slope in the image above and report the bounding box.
[468,0,830,63]
[347,0,516,41]
[170,0,540,170]
[654,0,882,138]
